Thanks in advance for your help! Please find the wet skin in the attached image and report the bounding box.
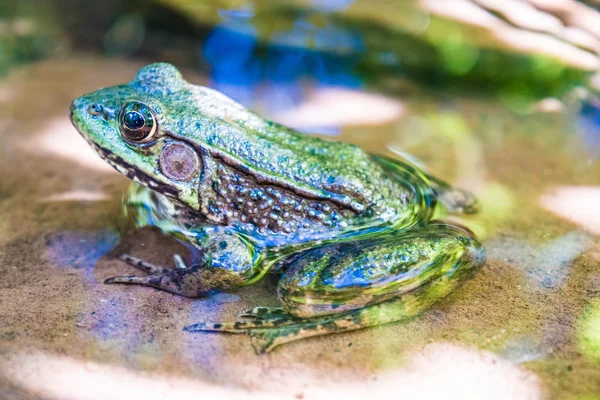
[70,63,485,352]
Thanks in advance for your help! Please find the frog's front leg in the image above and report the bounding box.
[104,228,263,297]
[185,222,485,352]
[104,254,197,294]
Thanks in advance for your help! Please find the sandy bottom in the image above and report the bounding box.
[1,56,599,399]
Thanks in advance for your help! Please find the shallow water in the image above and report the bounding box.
[2,1,600,398]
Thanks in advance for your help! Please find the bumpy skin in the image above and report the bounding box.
[70,63,485,352]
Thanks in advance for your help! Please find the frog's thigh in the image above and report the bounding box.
[277,222,486,319]
[185,223,485,353]
[229,222,486,351]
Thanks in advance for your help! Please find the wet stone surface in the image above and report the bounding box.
[0,57,599,399]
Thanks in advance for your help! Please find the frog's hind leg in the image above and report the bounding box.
[184,222,485,353]
[185,308,305,340]
[372,155,478,215]
[186,282,467,354]
[184,312,345,353]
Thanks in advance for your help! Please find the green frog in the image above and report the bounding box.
[70,63,485,352]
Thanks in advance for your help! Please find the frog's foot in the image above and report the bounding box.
[184,312,353,353]
[105,253,188,278]
[184,313,306,332]
[103,253,203,296]
[113,254,173,275]
[103,232,259,297]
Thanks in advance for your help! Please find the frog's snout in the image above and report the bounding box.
[69,99,78,122]
[70,97,90,125]
[70,96,113,125]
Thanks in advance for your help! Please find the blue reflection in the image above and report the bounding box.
[45,229,120,283]
[529,230,593,289]
[87,296,130,342]
[204,27,257,75]
[265,21,364,88]
[202,5,365,116]
[186,291,241,362]
[310,0,356,12]
[487,230,593,290]
[203,22,262,105]
[579,100,600,156]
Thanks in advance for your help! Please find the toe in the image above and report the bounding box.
[117,254,170,274]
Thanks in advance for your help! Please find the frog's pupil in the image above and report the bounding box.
[123,111,145,131]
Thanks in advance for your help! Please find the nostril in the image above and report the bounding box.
[88,104,103,116]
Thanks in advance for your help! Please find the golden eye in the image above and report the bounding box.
[119,102,157,142]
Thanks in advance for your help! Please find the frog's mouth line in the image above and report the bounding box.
[71,119,179,199]
[101,146,180,199]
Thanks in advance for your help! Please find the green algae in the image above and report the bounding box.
[579,299,600,364]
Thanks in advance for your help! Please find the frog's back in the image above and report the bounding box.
[172,85,410,216]
[173,99,417,236]
[215,117,406,214]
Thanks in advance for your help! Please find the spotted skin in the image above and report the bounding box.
[70,63,486,352]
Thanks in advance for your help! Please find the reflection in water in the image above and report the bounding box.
[45,228,125,344]
[528,230,594,289]
[389,110,516,240]
[85,296,129,342]
[44,229,130,342]
[203,5,364,115]
[475,182,515,233]
[579,100,600,157]
[45,229,120,283]
[487,230,592,290]
[186,292,241,363]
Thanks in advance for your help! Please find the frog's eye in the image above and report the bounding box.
[119,101,157,143]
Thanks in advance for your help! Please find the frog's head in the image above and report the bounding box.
[70,63,203,209]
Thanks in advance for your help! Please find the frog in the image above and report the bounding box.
[70,63,485,353]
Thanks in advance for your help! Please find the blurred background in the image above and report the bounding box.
[5,0,600,115]
[2,1,600,399]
